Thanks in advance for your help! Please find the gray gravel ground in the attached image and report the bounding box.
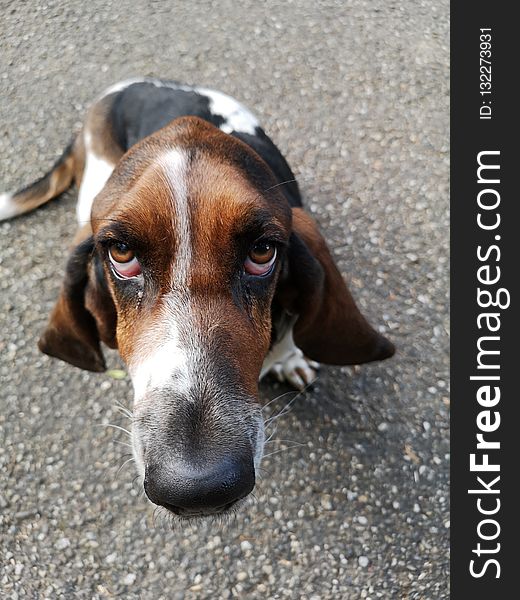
[0,1,449,598]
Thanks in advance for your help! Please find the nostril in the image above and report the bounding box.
[144,454,255,514]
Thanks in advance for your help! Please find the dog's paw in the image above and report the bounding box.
[268,350,320,391]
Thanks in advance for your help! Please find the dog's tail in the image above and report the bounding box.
[0,139,77,221]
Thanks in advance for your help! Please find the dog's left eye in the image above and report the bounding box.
[108,243,142,279]
[244,242,277,276]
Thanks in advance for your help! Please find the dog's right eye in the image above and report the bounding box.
[108,243,142,279]
[244,241,277,277]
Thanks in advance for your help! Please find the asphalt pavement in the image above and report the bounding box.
[0,1,450,598]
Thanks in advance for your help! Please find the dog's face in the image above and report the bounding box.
[39,117,394,518]
[92,127,292,517]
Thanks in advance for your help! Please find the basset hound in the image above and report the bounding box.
[0,78,394,518]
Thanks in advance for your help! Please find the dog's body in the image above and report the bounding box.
[1,78,394,518]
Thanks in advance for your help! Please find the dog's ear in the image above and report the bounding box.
[38,236,117,372]
[276,208,395,365]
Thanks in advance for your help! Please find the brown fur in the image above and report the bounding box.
[7,142,77,215]
[86,119,291,393]
[38,115,393,382]
[84,95,126,165]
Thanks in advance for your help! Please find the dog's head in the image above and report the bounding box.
[39,117,393,517]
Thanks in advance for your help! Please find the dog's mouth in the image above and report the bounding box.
[164,502,234,516]
[160,497,246,518]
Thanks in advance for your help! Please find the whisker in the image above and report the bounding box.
[114,456,135,480]
[152,506,160,528]
[115,399,134,411]
[256,466,272,478]
[264,380,314,428]
[112,440,133,449]
[113,404,134,421]
[264,395,299,426]
[116,452,133,460]
[261,389,298,412]
[262,443,304,459]
[264,425,279,444]
[262,179,297,193]
[264,438,305,447]
[99,423,132,437]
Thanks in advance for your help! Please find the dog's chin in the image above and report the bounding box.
[153,497,250,528]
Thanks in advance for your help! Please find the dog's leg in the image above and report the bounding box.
[260,326,320,390]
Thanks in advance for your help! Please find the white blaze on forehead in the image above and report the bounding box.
[76,131,115,224]
[158,148,191,286]
[129,149,195,405]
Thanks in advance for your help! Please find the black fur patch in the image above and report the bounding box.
[231,128,302,208]
[109,80,302,207]
[110,82,226,150]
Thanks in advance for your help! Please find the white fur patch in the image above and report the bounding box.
[129,150,194,405]
[194,87,259,135]
[158,148,191,285]
[130,335,191,404]
[76,132,115,224]
[99,77,260,136]
[261,326,319,390]
[0,193,17,221]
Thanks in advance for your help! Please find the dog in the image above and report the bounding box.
[0,78,394,518]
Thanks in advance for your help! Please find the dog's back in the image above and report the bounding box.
[0,78,301,223]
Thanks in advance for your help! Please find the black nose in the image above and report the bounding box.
[144,454,255,515]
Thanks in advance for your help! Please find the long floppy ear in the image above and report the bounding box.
[276,208,395,365]
[38,236,117,372]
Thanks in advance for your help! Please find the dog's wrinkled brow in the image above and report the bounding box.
[95,222,140,245]
[235,209,289,243]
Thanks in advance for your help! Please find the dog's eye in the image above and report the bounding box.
[108,243,142,279]
[244,242,277,276]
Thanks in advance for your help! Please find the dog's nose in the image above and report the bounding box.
[144,455,255,515]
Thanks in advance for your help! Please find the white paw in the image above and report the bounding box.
[269,350,320,391]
